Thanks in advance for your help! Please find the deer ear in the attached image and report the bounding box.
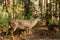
[33,14,39,18]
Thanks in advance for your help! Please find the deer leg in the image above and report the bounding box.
[13,27,17,32]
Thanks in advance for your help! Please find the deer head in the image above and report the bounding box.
[33,14,40,21]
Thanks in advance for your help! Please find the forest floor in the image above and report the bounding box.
[0,27,60,40]
[0,29,60,40]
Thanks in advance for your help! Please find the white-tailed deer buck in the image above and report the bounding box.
[9,15,40,33]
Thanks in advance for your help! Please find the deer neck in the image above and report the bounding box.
[30,18,39,28]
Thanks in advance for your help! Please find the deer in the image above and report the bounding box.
[8,14,41,34]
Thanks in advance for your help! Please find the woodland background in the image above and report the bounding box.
[0,0,60,28]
